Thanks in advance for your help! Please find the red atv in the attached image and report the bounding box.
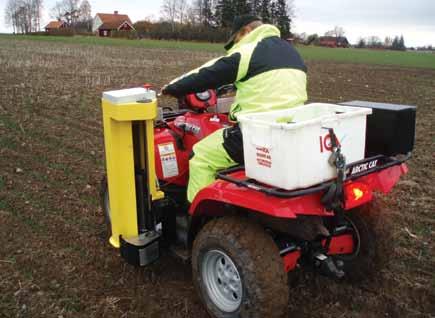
[101,85,415,318]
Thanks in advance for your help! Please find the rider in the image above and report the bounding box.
[162,15,308,203]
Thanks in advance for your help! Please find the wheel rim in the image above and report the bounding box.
[201,249,242,313]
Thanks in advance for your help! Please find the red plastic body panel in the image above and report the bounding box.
[154,112,230,186]
[323,234,355,255]
[283,233,356,272]
[283,251,301,272]
[189,170,332,218]
[189,164,407,218]
[185,90,218,110]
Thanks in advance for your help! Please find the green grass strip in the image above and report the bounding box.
[1,34,434,69]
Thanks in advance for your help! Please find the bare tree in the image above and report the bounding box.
[78,0,91,21]
[366,35,382,48]
[50,0,93,31]
[185,4,198,24]
[384,36,393,48]
[63,0,80,25]
[161,0,178,29]
[4,0,43,33]
[31,0,43,30]
[4,0,18,33]
[76,0,92,31]
[161,0,191,28]
[50,1,65,20]
[325,25,345,38]
[177,0,188,24]
[50,0,80,26]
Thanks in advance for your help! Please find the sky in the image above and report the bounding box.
[0,0,434,47]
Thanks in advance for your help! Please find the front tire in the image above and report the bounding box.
[192,217,288,318]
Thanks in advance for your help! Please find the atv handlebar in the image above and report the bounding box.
[217,84,236,97]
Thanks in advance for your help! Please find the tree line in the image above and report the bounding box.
[49,0,92,32]
[4,0,42,33]
[4,0,92,34]
[153,0,294,40]
[356,35,406,50]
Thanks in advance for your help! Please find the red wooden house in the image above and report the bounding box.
[45,21,67,32]
[318,36,349,48]
[92,11,134,37]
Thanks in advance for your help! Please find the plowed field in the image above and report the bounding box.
[0,38,434,317]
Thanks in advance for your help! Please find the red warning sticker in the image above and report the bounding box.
[256,147,272,168]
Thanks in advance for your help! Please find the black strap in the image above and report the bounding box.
[321,128,347,250]
[168,129,185,151]
[222,125,244,164]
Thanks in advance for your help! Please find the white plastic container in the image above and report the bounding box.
[238,103,372,190]
[103,87,156,105]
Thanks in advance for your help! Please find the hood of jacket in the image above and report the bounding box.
[227,24,281,54]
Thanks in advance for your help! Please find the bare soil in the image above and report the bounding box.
[0,39,434,318]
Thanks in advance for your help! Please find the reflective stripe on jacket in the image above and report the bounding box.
[164,24,308,120]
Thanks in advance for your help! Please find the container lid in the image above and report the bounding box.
[340,100,416,111]
[103,87,156,105]
[238,103,371,131]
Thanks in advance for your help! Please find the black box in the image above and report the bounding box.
[340,101,416,157]
[120,231,160,267]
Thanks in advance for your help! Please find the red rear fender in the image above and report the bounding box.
[189,164,407,219]
[189,179,331,219]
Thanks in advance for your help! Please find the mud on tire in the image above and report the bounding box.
[192,216,289,318]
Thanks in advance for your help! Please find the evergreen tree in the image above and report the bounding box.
[356,37,366,49]
[392,36,399,50]
[399,35,406,50]
[392,35,406,51]
[270,1,277,23]
[215,0,235,27]
[249,0,261,15]
[259,0,271,22]
[274,0,291,37]
[234,0,250,15]
[201,0,214,26]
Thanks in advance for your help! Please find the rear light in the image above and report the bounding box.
[344,182,373,210]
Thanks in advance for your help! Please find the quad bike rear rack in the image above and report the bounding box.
[216,153,411,199]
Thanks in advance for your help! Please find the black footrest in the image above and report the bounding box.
[120,231,161,267]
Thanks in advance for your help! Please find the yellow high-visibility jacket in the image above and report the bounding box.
[164,24,308,120]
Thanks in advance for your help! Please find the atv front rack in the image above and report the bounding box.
[216,153,411,199]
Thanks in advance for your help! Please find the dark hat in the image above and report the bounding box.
[224,15,262,51]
